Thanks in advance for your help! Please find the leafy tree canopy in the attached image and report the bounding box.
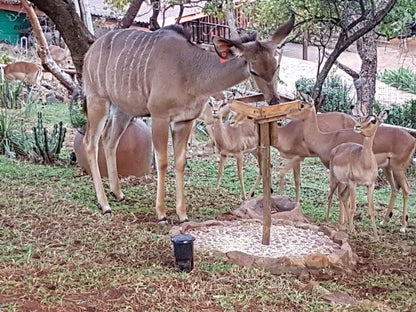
[377,0,416,39]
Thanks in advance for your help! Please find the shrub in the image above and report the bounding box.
[295,76,354,113]
[372,99,416,128]
[377,67,416,94]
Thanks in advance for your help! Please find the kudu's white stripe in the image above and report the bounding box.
[126,33,147,99]
[105,31,124,94]
[115,31,136,99]
[142,32,160,97]
[95,38,106,92]
[127,32,154,99]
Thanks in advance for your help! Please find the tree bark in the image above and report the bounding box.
[355,30,377,116]
[149,0,160,30]
[311,0,396,100]
[29,0,95,81]
[22,0,77,92]
[117,0,145,29]
[226,0,239,40]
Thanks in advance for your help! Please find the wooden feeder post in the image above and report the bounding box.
[230,95,301,245]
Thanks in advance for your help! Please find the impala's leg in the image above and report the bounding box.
[83,96,111,214]
[293,159,303,202]
[235,153,246,200]
[326,177,337,222]
[367,184,379,240]
[278,157,303,201]
[338,184,350,226]
[380,167,399,227]
[248,150,261,198]
[393,170,409,233]
[152,117,170,223]
[171,120,194,222]
[216,154,227,188]
[348,184,357,233]
[101,108,132,201]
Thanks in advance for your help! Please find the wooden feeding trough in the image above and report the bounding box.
[230,94,301,245]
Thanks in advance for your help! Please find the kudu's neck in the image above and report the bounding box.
[188,48,249,96]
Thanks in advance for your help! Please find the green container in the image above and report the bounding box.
[0,10,29,45]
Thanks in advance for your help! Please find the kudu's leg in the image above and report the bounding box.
[83,96,111,214]
[101,109,132,201]
[152,117,170,223]
[367,184,379,240]
[172,120,194,222]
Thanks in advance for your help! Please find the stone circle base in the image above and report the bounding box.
[170,196,357,275]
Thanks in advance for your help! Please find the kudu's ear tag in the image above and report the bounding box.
[220,52,229,63]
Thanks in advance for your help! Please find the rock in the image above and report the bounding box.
[304,253,330,269]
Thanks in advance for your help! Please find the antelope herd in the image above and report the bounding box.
[2,17,414,238]
[79,17,415,238]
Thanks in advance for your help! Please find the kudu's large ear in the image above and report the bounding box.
[271,15,295,46]
[212,36,244,59]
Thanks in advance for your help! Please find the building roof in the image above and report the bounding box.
[87,0,205,26]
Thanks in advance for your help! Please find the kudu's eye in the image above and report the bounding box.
[249,70,259,77]
[371,119,377,124]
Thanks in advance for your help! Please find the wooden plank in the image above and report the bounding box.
[230,100,301,119]
[234,93,294,103]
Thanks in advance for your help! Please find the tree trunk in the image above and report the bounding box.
[117,0,145,29]
[311,0,396,100]
[149,0,160,30]
[226,0,239,40]
[29,0,95,81]
[22,0,77,92]
[355,30,377,116]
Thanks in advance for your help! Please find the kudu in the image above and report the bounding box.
[286,94,416,232]
[209,93,260,199]
[82,17,295,222]
[3,61,42,86]
[327,111,388,240]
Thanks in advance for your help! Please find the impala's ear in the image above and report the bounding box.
[299,92,314,106]
[378,109,389,122]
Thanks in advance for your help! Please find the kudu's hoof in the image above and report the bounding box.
[179,219,189,224]
[157,217,169,225]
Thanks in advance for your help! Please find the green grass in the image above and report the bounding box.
[0,103,415,311]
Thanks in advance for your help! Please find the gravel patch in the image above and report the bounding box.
[188,221,340,259]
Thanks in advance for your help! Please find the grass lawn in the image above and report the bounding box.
[0,101,415,311]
